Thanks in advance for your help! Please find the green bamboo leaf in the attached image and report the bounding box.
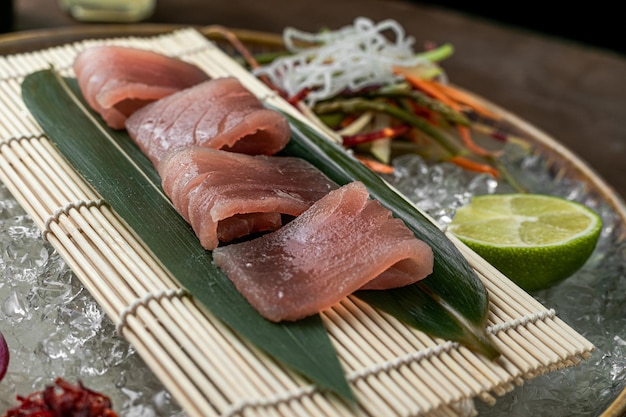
[21,69,354,402]
[279,112,500,359]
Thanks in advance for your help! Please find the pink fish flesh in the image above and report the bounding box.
[158,146,338,250]
[212,181,434,322]
[125,77,291,166]
[74,45,209,129]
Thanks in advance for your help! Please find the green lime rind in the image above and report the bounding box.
[449,194,603,292]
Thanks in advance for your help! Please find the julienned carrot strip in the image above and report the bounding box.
[398,70,458,109]
[355,155,395,174]
[395,67,499,157]
[450,156,499,178]
[425,79,501,120]
[456,125,495,157]
[396,66,497,119]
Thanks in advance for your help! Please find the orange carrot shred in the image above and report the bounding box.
[456,125,498,157]
[395,67,501,157]
[395,67,498,119]
[450,156,500,178]
[398,70,458,108]
[424,79,501,120]
[355,155,395,174]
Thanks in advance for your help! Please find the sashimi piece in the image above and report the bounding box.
[74,45,209,129]
[217,213,283,243]
[158,147,338,250]
[125,77,291,166]
[212,181,434,322]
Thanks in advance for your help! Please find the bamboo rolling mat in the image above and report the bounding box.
[0,27,595,417]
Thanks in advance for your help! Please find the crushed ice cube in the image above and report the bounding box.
[0,183,186,416]
[0,133,624,417]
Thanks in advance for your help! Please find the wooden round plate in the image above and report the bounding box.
[1,23,625,417]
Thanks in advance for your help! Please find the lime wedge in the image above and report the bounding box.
[448,194,602,292]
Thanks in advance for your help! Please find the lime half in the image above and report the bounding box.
[448,194,602,292]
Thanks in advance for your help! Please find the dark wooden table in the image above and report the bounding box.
[6,0,626,201]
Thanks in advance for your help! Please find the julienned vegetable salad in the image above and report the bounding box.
[230,17,526,190]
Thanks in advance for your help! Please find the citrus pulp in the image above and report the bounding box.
[448,194,602,292]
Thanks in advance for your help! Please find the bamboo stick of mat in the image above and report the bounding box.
[0,27,595,417]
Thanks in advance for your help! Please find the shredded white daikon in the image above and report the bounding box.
[253,17,438,106]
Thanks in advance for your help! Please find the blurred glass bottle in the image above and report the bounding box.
[58,0,156,23]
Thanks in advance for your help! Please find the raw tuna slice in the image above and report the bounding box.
[125,77,291,166]
[213,181,434,322]
[74,45,209,129]
[158,147,338,250]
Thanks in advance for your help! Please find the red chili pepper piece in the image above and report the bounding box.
[342,125,411,146]
[287,87,311,105]
[3,378,118,417]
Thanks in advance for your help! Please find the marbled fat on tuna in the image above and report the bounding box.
[157,147,338,250]
[125,77,291,166]
[212,181,434,322]
[74,45,209,129]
